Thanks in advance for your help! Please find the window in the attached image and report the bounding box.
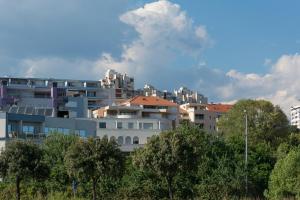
[117,122,122,129]
[125,136,131,145]
[195,114,204,120]
[23,126,34,134]
[79,130,86,137]
[63,128,70,135]
[197,123,204,129]
[44,127,49,135]
[117,136,124,145]
[128,122,134,129]
[57,128,64,133]
[7,124,12,133]
[143,123,153,130]
[133,136,139,144]
[99,122,106,129]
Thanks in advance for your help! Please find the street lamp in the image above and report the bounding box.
[244,110,248,196]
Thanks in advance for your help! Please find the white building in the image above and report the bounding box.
[291,105,300,129]
[174,86,208,104]
[92,96,179,151]
[100,69,134,99]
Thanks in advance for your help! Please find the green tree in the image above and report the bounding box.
[0,140,49,200]
[133,127,202,200]
[42,133,79,192]
[196,136,238,199]
[218,99,290,148]
[267,148,300,199]
[65,137,124,200]
[226,135,276,198]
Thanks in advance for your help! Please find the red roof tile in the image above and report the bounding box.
[127,96,178,107]
[206,104,233,113]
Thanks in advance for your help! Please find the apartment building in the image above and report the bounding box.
[291,105,300,129]
[92,96,179,151]
[180,103,232,132]
[0,77,115,118]
[100,69,134,99]
[136,84,208,105]
[174,86,208,104]
[0,111,97,151]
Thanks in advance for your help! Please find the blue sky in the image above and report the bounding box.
[0,0,300,112]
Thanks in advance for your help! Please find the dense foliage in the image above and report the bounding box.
[0,99,299,200]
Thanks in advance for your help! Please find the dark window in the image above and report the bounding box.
[195,114,204,120]
[99,122,106,129]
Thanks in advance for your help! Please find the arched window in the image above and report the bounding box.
[133,136,139,144]
[117,136,124,145]
[110,136,116,142]
[125,136,131,145]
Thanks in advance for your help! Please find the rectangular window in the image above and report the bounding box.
[117,122,122,129]
[79,130,86,137]
[128,122,134,129]
[23,126,34,134]
[44,127,49,134]
[143,123,153,130]
[63,128,70,135]
[99,122,106,129]
[198,123,204,129]
[57,128,63,133]
[7,124,12,133]
[195,114,204,120]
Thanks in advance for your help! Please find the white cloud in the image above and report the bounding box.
[14,0,300,116]
[216,54,300,114]
[93,0,211,87]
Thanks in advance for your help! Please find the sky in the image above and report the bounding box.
[0,0,300,114]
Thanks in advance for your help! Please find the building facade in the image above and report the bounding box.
[180,103,232,132]
[0,77,115,118]
[291,105,300,129]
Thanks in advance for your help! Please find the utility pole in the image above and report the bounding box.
[244,110,248,197]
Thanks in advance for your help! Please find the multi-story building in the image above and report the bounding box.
[180,103,232,132]
[0,111,97,151]
[0,77,115,118]
[136,85,208,105]
[92,96,179,151]
[291,105,300,129]
[174,86,208,104]
[100,69,134,99]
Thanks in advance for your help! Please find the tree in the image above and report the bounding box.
[196,136,238,199]
[65,137,124,200]
[133,127,202,200]
[218,99,290,148]
[0,140,49,200]
[267,148,300,199]
[42,133,79,192]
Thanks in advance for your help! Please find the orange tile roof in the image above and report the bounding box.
[206,104,233,113]
[127,96,178,107]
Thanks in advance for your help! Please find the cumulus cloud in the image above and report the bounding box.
[93,0,211,87]
[3,0,299,116]
[216,54,300,114]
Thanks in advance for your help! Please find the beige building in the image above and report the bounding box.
[180,103,232,132]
